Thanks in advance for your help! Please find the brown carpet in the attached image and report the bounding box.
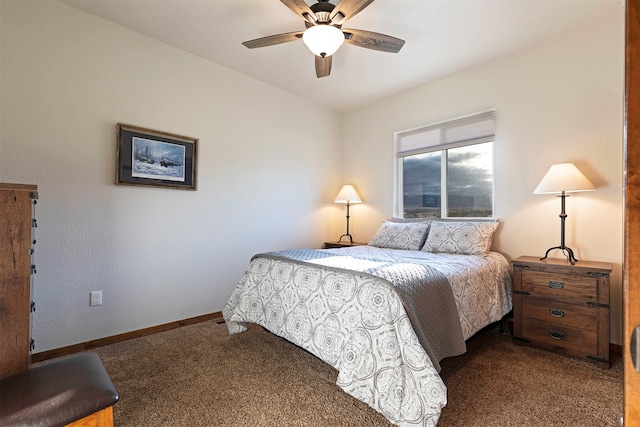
[91,320,622,426]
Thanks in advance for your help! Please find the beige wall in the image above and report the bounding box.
[0,0,343,352]
[341,5,625,343]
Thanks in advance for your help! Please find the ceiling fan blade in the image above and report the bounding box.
[242,31,303,49]
[330,0,375,23]
[343,28,405,53]
[281,0,318,24]
[315,55,332,78]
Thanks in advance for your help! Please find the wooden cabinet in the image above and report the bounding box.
[511,256,612,369]
[324,241,367,249]
[0,183,38,378]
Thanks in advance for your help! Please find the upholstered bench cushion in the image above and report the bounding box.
[0,352,119,427]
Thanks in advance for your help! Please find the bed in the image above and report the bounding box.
[222,220,512,427]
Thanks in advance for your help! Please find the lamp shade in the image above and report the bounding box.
[334,185,362,204]
[302,24,345,57]
[533,163,595,194]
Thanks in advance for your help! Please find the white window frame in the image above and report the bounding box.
[393,110,496,219]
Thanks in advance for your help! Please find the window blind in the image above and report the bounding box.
[396,110,496,158]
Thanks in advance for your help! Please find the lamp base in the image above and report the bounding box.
[540,245,578,265]
[337,234,354,244]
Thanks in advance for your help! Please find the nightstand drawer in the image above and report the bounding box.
[521,270,597,303]
[522,318,597,354]
[522,297,597,330]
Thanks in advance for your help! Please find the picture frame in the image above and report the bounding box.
[116,123,198,190]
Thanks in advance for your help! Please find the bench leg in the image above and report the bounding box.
[64,406,113,427]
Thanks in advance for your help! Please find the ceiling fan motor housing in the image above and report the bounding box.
[311,0,336,13]
[310,1,335,25]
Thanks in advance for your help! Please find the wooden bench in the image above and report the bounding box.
[0,352,119,427]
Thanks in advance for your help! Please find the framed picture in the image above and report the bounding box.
[116,123,198,190]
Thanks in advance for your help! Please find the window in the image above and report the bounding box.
[395,111,495,219]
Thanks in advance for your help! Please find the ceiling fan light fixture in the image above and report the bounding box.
[302,24,345,57]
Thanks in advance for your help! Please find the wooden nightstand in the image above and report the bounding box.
[324,241,367,249]
[511,256,612,369]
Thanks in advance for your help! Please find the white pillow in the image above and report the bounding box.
[368,220,431,251]
[421,221,498,255]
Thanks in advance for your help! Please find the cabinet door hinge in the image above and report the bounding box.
[31,265,36,274]
[30,339,35,351]
[31,301,36,312]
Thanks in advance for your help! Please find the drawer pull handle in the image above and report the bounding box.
[549,309,565,318]
[549,280,564,289]
[549,330,565,340]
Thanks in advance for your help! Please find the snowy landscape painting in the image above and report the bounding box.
[132,137,185,182]
[116,123,198,190]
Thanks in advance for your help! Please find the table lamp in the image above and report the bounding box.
[334,185,362,244]
[533,163,595,264]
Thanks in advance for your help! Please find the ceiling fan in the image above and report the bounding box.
[242,0,405,78]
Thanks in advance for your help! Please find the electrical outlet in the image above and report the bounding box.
[90,291,102,306]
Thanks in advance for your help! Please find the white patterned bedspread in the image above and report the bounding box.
[222,246,512,427]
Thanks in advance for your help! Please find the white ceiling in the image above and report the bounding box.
[60,0,617,112]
